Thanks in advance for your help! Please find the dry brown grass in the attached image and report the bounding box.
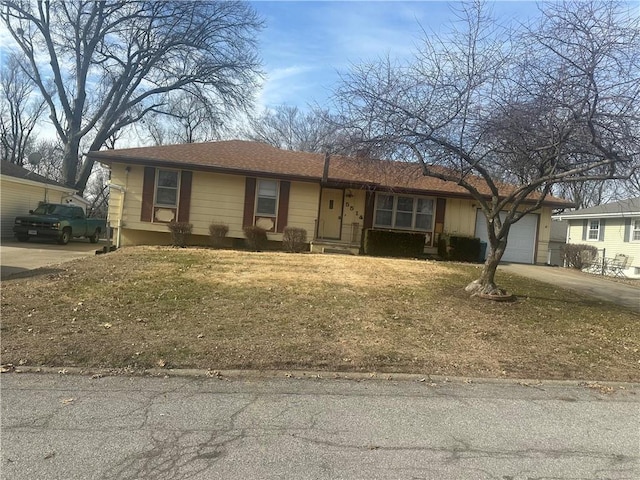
[1,246,638,381]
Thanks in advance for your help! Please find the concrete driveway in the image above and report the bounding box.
[500,263,640,313]
[0,238,103,280]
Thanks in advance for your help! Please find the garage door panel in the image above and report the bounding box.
[475,211,538,264]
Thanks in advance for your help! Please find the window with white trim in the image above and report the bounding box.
[256,179,278,216]
[587,219,600,240]
[374,194,434,231]
[155,169,179,207]
[632,219,640,241]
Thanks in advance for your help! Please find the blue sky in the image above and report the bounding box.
[251,1,545,111]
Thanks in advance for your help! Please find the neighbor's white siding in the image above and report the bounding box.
[0,176,73,238]
[567,217,640,277]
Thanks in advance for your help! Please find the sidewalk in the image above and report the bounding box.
[500,263,640,313]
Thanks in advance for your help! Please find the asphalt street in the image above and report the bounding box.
[1,372,638,479]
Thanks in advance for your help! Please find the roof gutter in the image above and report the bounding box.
[553,211,640,220]
[1,173,76,194]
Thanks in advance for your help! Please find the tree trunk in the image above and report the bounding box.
[465,241,509,296]
[75,155,94,194]
[62,140,80,189]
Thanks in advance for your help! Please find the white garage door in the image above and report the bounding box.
[475,211,538,264]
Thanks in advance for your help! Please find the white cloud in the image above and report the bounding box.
[256,64,321,109]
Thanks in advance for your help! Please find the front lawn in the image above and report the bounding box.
[1,247,638,381]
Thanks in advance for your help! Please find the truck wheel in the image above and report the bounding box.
[16,235,29,242]
[89,229,100,243]
[58,228,71,245]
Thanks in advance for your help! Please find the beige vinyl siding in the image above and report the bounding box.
[189,171,246,238]
[535,206,552,264]
[567,218,640,273]
[120,228,173,246]
[106,163,322,245]
[287,182,320,238]
[443,198,477,236]
[0,176,72,238]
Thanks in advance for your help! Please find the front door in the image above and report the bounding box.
[318,188,344,239]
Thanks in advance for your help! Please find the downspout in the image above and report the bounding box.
[108,183,126,248]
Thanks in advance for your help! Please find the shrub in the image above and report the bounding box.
[448,235,481,263]
[364,229,426,257]
[282,227,307,253]
[209,223,229,248]
[437,234,481,262]
[562,243,598,269]
[167,221,192,247]
[437,234,449,259]
[243,225,268,251]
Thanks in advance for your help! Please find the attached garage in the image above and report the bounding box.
[475,210,539,264]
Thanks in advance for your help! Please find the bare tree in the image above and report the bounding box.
[335,0,639,296]
[243,105,341,153]
[140,91,224,146]
[2,0,262,191]
[84,164,110,218]
[27,138,64,182]
[0,53,45,164]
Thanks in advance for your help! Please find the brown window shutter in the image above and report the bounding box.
[434,198,446,233]
[276,181,291,233]
[362,191,375,230]
[177,170,192,223]
[243,177,257,228]
[141,166,156,222]
[435,198,446,223]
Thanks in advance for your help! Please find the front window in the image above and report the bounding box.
[588,219,600,240]
[415,198,434,230]
[256,179,278,216]
[374,194,393,226]
[155,169,179,207]
[374,194,434,231]
[632,219,640,241]
[395,197,414,228]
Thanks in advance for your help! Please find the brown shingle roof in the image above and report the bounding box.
[89,140,571,206]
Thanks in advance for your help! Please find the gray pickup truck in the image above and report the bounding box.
[14,203,106,245]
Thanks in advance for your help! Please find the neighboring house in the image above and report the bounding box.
[0,162,83,239]
[88,140,570,264]
[553,197,640,278]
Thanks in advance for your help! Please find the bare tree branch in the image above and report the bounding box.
[2,0,263,191]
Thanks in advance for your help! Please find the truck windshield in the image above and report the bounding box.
[32,204,68,216]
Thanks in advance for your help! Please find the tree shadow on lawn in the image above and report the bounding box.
[1,266,66,281]
[513,292,618,311]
